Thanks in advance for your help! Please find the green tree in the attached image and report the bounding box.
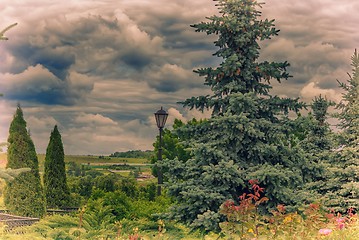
[326,50,359,211]
[162,0,310,231]
[94,173,118,192]
[68,175,94,198]
[44,125,70,208]
[294,96,336,204]
[4,105,45,217]
[308,95,336,150]
[151,118,196,177]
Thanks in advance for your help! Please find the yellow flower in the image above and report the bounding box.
[283,215,293,223]
[248,228,254,233]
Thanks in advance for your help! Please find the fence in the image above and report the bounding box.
[0,213,39,233]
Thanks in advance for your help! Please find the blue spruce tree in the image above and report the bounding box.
[162,0,313,231]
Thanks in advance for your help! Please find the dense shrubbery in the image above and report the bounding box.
[10,175,174,239]
[5,185,357,240]
[65,162,167,215]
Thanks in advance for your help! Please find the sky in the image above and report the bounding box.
[0,0,358,155]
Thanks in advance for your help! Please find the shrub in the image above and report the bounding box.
[219,180,359,239]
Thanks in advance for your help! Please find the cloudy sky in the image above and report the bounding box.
[0,0,358,155]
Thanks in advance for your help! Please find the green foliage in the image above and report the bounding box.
[139,182,157,201]
[27,214,79,239]
[4,105,45,218]
[303,95,336,151]
[81,199,117,238]
[0,168,31,181]
[68,175,94,199]
[89,190,171,222]
[117,177,139,199]
[218,181,359,240]
[94,173,118,192]
[325,50,359,212]
[109,150,153,159]
[153,119,193,162]
[162,0,310,231]
[23,206,117,239]
[291,96,336,204]
[130,196,172,221]
[151,118,196,177]
[66,161,83,177]
[336,50,359,133]
[44,125,71,208]
[86,178,172,223]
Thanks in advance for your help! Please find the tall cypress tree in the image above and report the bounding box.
[44,125,70,208]
[163,0,311,231]
[5,105,45,217]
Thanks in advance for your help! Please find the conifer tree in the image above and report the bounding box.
[296,96,335,202]
[4,105,46,217]
[299,96,335,160]
[162,0,311,231]
[44,125,70,208]
[327,50,359,211]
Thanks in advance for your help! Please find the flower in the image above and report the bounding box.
[336,217,346,229]
[277,204,286,213]
[318,228,332,235]
[283,215,293,223]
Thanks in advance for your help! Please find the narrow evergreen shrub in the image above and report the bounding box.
[44,125,71,208]
[4,105,45,217]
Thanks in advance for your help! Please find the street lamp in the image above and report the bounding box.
[154,107,168,196]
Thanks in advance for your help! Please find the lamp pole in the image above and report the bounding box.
[154,107,168,196]
[157,126,163,196]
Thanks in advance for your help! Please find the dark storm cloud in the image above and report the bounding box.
[9,44,75,79]
[258,0,359,102]
[1,12,165,105]
[146,64,203,92]
[0,65,91,105]
[120,50,152,70]
[1,0,218,108]
[121,0,219,62]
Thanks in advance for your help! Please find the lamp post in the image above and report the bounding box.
[154,107,168,196]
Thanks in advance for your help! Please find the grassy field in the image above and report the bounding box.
[0,153,152,176]
[37,153,149,164]
[35,154,150,171]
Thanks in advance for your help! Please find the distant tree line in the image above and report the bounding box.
[109,150,153,159]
